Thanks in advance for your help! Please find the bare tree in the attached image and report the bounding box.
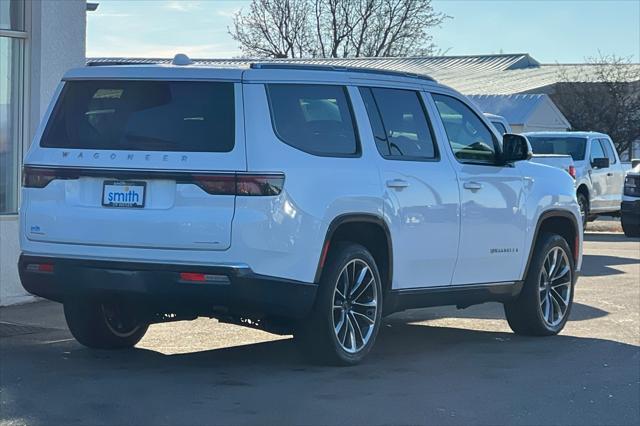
[552,54,640,156]
[229,0,448,58]
[230,0,312,58]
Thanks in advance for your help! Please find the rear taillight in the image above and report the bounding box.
[179,272,230,284]
[236,174,285,196]
[191,174,237,195]
[22,166,78,188]
[568,165,576,179]
[25,263,54,273]
[22,166,284,196]
[193,173,285,196]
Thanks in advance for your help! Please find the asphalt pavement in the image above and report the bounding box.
[1,233,638,426]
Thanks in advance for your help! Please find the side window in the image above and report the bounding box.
[432,94,499,165]
[590,139,606,162]
[266,84,358,156]
[359,87,390,156]
[491,121,507,135]
[359,87,437,160]
[600,138,617,164]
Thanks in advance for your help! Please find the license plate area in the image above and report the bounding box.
[102,180,146,208]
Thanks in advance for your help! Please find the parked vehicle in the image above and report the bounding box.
[529,154,576,180]
[524,132,625,226]
[483,116,576,178]
[484,113,511,135]
[621,161,640,237]
[19,58,582,365]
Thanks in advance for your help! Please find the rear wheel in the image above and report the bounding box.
[64,296,149,349]
[504,233,575,336]
[296,243,382,365]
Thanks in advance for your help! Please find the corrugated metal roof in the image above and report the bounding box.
[86,54,640,95]
[468,94,571,130]
[87,53,539,72]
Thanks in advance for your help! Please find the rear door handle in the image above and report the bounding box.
[386,179,409,189]
[463,181,483,191]
[607,172,613,177]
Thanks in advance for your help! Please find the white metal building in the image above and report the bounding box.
[468,94,571,133]
[1,0,87,305]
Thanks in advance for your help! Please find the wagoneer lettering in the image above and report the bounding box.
[19,57,583,365]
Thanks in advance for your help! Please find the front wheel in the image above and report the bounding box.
[296,243,383,365]
[504,233,575,336]
[64,296,149,349]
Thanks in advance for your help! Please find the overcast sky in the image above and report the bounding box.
[87,0,640,63]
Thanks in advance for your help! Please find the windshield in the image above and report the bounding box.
[41,80,235,152]
[527,136,587,161]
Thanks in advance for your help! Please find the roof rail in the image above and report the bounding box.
[86,60,158,67]
[249,62,436,82]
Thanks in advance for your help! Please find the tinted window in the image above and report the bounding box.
[267,84,358,156]
[361,87,437,160]
[600,138,617,164]
[527,136,587,161]
[432,94,498,164]
[41,80,235,152]
[359,88,390,156]
[590,139,606,161]
[491,121,507,135]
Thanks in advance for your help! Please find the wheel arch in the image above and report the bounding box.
[522,210,580,281]
[314,214,393,294]
[576,184,589,201]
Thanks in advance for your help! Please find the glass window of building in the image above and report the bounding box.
[0,0,26,214]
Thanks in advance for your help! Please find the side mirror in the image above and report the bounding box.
[502,133,532,163]
[591,157,610,169]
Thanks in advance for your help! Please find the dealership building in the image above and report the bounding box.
[1,0,88,304]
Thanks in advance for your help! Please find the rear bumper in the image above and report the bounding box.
[621,200,640,226]
[18,255,317,320]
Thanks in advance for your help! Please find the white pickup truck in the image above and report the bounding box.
[524,132,626,226]
[484,114,575,180]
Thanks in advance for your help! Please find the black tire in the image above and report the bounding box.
[295,243,383,366]
[64,296,149,349]
[577,193,589,229]
[621,218,640,238]
[504,233,575,336]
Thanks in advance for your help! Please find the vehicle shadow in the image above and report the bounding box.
[580,254,640,277]
[584,232,640,243]
[384,301,608,323]
[1,323,638,426]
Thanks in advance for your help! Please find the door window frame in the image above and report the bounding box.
[599,138,618,164]
[357,86,440,163]
[427,91,503,167]
[589,138,607,164]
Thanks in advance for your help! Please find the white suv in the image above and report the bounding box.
[19,59,583,365]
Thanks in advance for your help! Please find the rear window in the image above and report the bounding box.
[527,136,586,161]
[266,84,358,156]
[41,80,235,152]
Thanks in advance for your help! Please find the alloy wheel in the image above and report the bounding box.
[101,303,142,338]
[538,247,572,327]
[332,259,378,354]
